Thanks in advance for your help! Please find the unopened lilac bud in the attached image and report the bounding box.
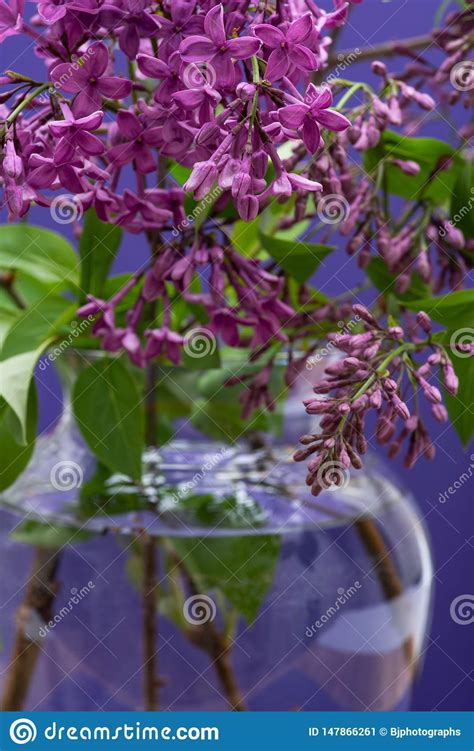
[392,159,420,176]
[184,161,218,199]
[432,403,448,422]
[236,82,256,100]
[383,378,398,393]
[3,139,22,179]
[387,326,404,339]
[370,389,382,409]
[443,361,459,395]
[417,311,432,333]
[237,194,259,221]
[352,304,378,327]
[371,60,387,77]
[419,378,442,404]
[391,394,411,420]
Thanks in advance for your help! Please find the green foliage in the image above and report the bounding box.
[367,258,430,301]
[404,289,474,329]
[79,209,122,297]
[0,297,75,441]
[73,358,145,480]
[172,533,280,624]
[0,224,79,288]
[11,519,91,547]
[0,384,37,491]
[259,231,335,283]
[365,131,463,206]
[451,161,474,240]
[444,353,474,447]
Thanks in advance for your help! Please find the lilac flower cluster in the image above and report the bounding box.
[294,305,465,495]
[0,0,355,226]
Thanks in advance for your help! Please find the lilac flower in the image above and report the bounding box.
[295,306,460,494]
[144,327,184,365]
[108,110,161,173]
[100,0,161,60]
[51,43,132,117]
[279,85,350,153]
[254,14,318,81]
[179,4,260,86]
[156,0,203,56]
[48,107,104,163]
[0,0,23,42]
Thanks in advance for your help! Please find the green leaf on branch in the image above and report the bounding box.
[0,297,75,441]
[451,161,474,240]
[404,290,474,329]
[432,329,474,447]
[0,224,79,288]
[11,519,91,547]
[72,358,144,480]
[172,533,281,623]
[367,258,430,301]
[444,354,474,447]
[365,131,463,205]
[79,209,123,297]
[0,383,37,491]
[259,231,334,283]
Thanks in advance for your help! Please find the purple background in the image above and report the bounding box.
[1,0,473,712]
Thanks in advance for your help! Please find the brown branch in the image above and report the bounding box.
[2,547,61,710]
[172,553,247,711]
[328,34,434,70]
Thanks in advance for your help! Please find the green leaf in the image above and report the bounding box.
[0,383,37,491]
[365,131,462,205]
[79,209,122,296]
[11,519,91,547]
[73,358,145,480]
[0,297,75,441]
[232,217,261,256]
[444,353,474,447]
[0,224,79,288]
[172,534,280,624]
[173,492,269,530]
[451,161,474,240]
[433,329,474,447]
[367,258,430,301]
[404,290,474,329]
[259,231,334,283]
[79,464,148,518]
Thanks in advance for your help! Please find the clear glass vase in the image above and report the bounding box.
[0,352,433,712]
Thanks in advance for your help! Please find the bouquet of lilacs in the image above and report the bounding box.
[0,0,472,499]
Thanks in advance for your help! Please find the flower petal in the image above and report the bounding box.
[204,4,225,47]
[226,36,261,60]
[253,24,284,47]
[315,108,351,131]
[265,47,290,82]
[98,76,132,99]
[292,44,318,72]
[287,13,314,45]
[179,35,215,61]
[279,103,307,129]
[301,116,321,153]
